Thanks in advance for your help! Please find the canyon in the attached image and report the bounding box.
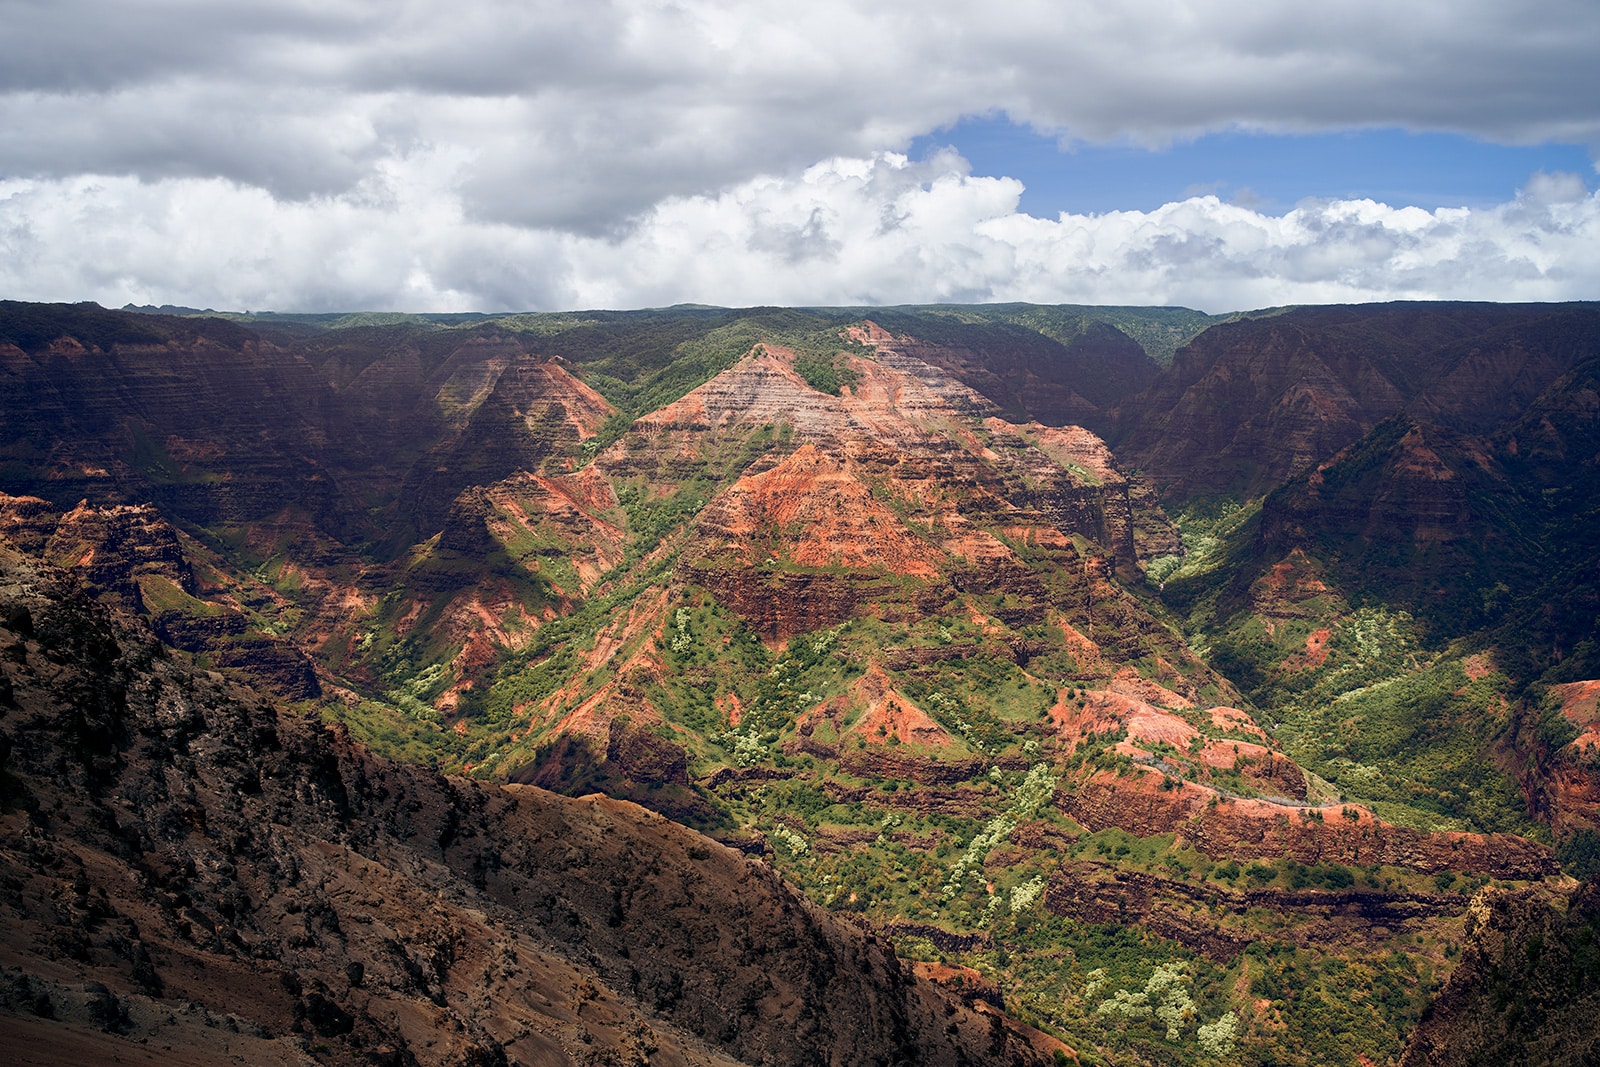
[3,298,1599,1065]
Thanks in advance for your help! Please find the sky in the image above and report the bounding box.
[1,0,1598,314]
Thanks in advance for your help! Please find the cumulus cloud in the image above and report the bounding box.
[2,1,1596,308]
[3,154,1595,313]
[2,0,1598,230]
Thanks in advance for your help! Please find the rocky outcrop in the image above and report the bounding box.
[0,496,321,701]
[1538,680,1600,835]
[1115,302,1600,503]
[0,544,1057,1067]
[0,492,59,553]
[1050,686,1308,801]
[1179,796,1557,878]
[511,714,718,827]
[1045,861,1472,961]
[54,505,187,589]
[836,747,987,786]
[483,467,625,595]
[31,499,196,611]
[688,444,945,577]
[679,561,951,642]
[1401,880,1600,1067]
[205,634,323,701]
[655,341,1180,639]
[987,419,1180,569]
[1061,768,1557,879]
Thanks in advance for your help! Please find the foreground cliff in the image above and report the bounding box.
[0,543,1059,1067]
[1400,879,1600,1067]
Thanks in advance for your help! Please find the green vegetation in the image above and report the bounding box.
[855,302,1224,367]
[1274,654,1538,836]
[1152,486,1549,839]
[791,349,861,395]
[556,309,872,432]
[1557,829,1600,880]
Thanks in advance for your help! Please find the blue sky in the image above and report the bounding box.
[2,1,1598,311]
[915,118,1595,217]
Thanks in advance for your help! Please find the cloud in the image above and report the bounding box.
[2,2,1596,309]
[2,1,1597,230]
[3,154,1595,313]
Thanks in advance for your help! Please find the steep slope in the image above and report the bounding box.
[1157,348,1600,855]
[1400,879,1600,1067]
[0,542,1060,1067]
[498,334,1215,786]
[853,311,1162,429]
[0,303,350,535]
[1249,341,1600,652]
[398,351,615,539]
[0,492,320,700]
[1115,302,1600,503]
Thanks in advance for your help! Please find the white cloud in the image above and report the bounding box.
[2,0,1597,230]
[3,154,1595,313]
[3,1,1596,311]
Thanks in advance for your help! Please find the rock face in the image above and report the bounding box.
[1400,879,1600,1067]
[691,444,944,578]
[0,493,320,700]
[650,337,1178,638]
[0,304,614,554]
[9,298,1600,1064]
[1249,347,1600,640]
[1044,861,1471,961]
[856,313,1162,429]
[511,715,720,828]
[0,493,195,612]
[0,307,348,534]
[44,500,197,609]
[0,544,1058,1067]
[1180,795,1556,879]
[0,302,1189,716]
[401,350,615,537]
[0,492,60,553]
[1542,680,1600,835]
[1114,302,1600,503]
[1247,415,1517,638]
[1049,688,1558,879]
[1061,767,1555,879]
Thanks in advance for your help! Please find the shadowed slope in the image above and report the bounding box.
[0,542,1060,1067]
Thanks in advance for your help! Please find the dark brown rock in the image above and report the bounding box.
[1115,303,1600,503]
[1401,879,1600,1067]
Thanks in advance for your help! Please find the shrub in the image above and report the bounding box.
[1245,862,1276,885]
